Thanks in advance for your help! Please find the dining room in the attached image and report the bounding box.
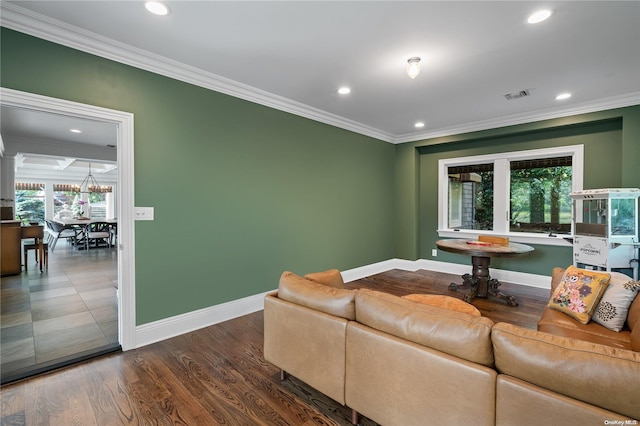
[0,111,121,383]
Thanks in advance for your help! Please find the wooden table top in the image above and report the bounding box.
[436,238,534,258]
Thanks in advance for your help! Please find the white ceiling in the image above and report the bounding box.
[14,152,117,184]
[1,1,639,144]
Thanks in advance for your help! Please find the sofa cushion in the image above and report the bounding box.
[592,272,640,332]
[627,288,640,331]
[278,271,355,320]
[355,288,494,366]
[547,266,610,324]
[492,322,640,421]
[537,307,632,350]
[304,269,345,289]
[401,294,481,316]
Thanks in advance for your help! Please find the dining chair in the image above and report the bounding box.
[23,239,48,271]
[85,222,112,250]
[109,222,117,246]
[21,225,47,271]
[47,219,78,251]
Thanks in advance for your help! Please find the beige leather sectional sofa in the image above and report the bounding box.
[264,270,640,425]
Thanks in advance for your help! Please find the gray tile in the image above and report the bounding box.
[30,296,88,322]
[0,311,32,329]
[35,323,108,363]
[33,311,96,336]
[0,337,35,364]
[1,244,117,376]
[30,287,77,302]
[1,323,34,344]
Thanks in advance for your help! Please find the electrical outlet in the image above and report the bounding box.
[432,249,437,257]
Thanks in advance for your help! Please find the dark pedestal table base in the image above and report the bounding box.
[448,255,519,306]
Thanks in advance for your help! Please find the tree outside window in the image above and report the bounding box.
[15,189,44,224]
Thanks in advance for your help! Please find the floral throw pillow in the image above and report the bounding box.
[547,266,611,324]
[592,272,640,332]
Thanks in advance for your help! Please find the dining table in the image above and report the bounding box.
[436,238,534,306]
[53,217,117,249]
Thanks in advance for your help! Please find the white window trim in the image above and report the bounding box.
[437,145,584,247]
[448,179,463,228]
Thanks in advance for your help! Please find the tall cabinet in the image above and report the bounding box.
[1,220,22,276]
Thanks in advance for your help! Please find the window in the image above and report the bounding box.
[15,183,45,224]
[53,184,80,218]
[438,145,583,244]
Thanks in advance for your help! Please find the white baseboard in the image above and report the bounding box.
[135,258,550,348]
[135,290,271,348]
[341,258,550,289]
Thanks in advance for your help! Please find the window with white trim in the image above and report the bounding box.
[438,145,583,243]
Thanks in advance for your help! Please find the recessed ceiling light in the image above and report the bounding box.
[556,92,572,100]
[527,9,553,24]
[415,121,425,128]
[70,129,82,133]
[338,87,351,95]
[145,1,170,16]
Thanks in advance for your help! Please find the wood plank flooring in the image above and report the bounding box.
[0,269,550,425]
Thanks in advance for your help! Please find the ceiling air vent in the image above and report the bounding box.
[504,89,531,100]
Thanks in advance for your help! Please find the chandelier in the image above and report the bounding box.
[79,164,111,193]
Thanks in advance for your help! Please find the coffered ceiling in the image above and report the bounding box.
[1,1,639,144]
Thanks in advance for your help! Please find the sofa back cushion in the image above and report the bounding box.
[628,290,640,331]
[354,288,495,366]
[303,269,345,289]
[492,322,640,420]
[278,271,355,320]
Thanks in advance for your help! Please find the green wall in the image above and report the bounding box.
[3,27,639,324]
[396,107,640,275]
[1,28,396,324]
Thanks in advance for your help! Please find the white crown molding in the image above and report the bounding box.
[0,3,394,143]
[393,91,640,144]
[2,3,638,146]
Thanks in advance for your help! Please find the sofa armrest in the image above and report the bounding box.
[263,294,349,405]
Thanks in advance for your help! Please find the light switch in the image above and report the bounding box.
[135,207,154,220]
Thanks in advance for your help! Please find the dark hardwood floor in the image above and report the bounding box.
[348,269,550,329]
[0,269,549,425]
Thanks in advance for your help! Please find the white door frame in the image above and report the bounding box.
[1,87,136,350]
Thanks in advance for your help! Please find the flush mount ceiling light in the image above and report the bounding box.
[145,1,170,16]
[527,9,553,24]
[70,129,82,133]
[556,92,572,100]
[338,87,351,95]
[406,57,421,79]
[414,121,425,128]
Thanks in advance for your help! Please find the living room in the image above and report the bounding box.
[1,2,639,424]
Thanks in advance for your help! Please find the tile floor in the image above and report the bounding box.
[1,239,118,382]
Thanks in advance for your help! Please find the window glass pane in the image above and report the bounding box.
[611,198,636,236]
[447,164,493,230]
[53,190,79,218]
[509,157,572,234]
[89,192,107,218]
[15,188,45,224]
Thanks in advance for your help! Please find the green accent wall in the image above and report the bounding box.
[3,27,639,325]
[1,28,396,324]
[396,107,640,274]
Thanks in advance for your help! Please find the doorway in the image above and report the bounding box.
[0,88,136,382]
